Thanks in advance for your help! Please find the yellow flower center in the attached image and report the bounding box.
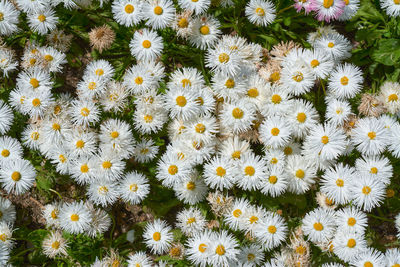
[328,42,335,48]
[310,59,320,68]
[142,40,151,49]
[168,165,178,175]
[80,107,90,117]
[388,94,399,102]
[1,149,9,157]
[54,105,61,114]
[368,131,376,140]
[270,71,280,82]
[144,115,153,123]
[129,183,138,192]
[336,179,344,187]
[52,123,61,131]
[51,210,58,219]
[59,154,66,163]
[269,175,278,184]
[387,189,395,198]
[344,0,349,4]
[249,215,258,223]
[153,232,161,241]
[247,253,255,261]
[181,78,191,87]
[154,6,163,15]
[364,262,373,267]
[32,98,41,107]
[76,140,85,149]
[29,58,36,65]
[284,146,293,155]
[297,112,306,123]
[370,167,378,174]
[271,127,280,136]
[98,186,108,194]
[44,54,53,61]
[186,182,196,190]
[31,132,39,140]
[340,76,349,85]
[140,148,149,154]
[296,169,305,179]
[102,161,112,169]
[271,94,282,104]
[30,78,39,88]
[187,217,196,224]
[218,53,230,63]
[270,158,278,164]
[216,167,226,177]
[80,164,89,173]
[313,222,324,231]
[225,78,235,88]
[232,107,244,119]
[247,88,259,98]
[347,217,356,226]
[125,4,134,13]
[233,209,242,218]
[362,186,371,195]
[198,243,207,253]
[178,18,188,28]
[110,131,119,139]
[292,72,304,82]
[88,82,96,90]
[0,13,3,21]
[255,7,265,16]
[321,135,329,144]
[176,96,187,107]
[323,0,334,8]
[95,68,104,76]
[200,25,210,35]
[38,14,46,22]
[268,225,277,234]
[296,245,306,255]
[11,171,21,181]
[51,241,60,249]
[195,123,206,133]
[196,97,204,105]
[244,166,255,176]
[70,214,79,221]
[231,150,241,159]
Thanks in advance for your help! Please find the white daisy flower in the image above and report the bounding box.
[287,99,319,139]
[41,117,71,146]
[351,117,390,156]
[253,212,288,251]
[42,231,69,259]
[0,221,13,248]
[218,136,251,162]
[0,197,15,225]
[302,207,336,243]
[313,33,351,61]
[355,155,393,186]
[16,67,53,92]
[39,46,66,73]
[24,90,55,119]
[211,73,247,102]
[0,136,22,165]
[281,60,315,96]
[209,230,239,267]
[183,115,218,145]
[220,100,257,134]
[327,63,364,99]
[389,122,400,158]
[133,107,168,134]
[260,165,288,197]
[0,158,36,195]
[100,81,129,113]
[236,153,268,191]
[95,150,126,182]
[118,171,150,204]
[261,85,293,117]
[42,202,61,227]
[203,156,236,190]
[338,0,360,20]
[188,14,221,49]
[196,88,216,116]
[186,230,214,267]
[0,46,18,77]
[335,207,368,234]
[386,248,400,267]
[156,152,192,187]
[127,251,153,267]
[325,98,352,126]
[320,163,356,205]
[65,129,98,158]
[173,172,208,205]
[133,139,159,163]
[286,154,317,194]
[87,179,119,207]
[99,118,134,159]
[264,149,286,169]
[223,198,250,231]
[143,0,175,30]
[0,100,13,135]
[312,0,345,22]
[49,147,72,175]
[112,0,143,27]
[69,99,101,127]
[15,0,50,13]
[143,219,173,255]
[378,81,400,114]
[259,116,292,149]
[164,86,201,121]
[350,248,386,267]
[176,207,207,236]
[205,46,241,77]
[27,8,58,35]
[236,243,264,267]
[245,0,276,26]
[303,123,347,161]
[76,74,107,99]
[85,202,112,238]
[349,175,386,212]
[70,156,97,185]
[303,49,335,79]
[178,0,210,14]
[84,60,115,82]
[0,0,20,36]
[123,63,158,94]
[381,0,400,17]
[59,201,92,234]
[168,67,205,89]
[130,28,164,62]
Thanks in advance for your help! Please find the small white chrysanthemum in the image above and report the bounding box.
[188,14,221,49]
[164,86,201,121]
[184,115,218,145]
[185,230,214,267]
[381,0,400,17]
[130,28,164,62]
[118,171,150,204]
[389,122,400,158]
[143,0,175,30]
[27,8,58,35]
[143,219,173,255]
[338,0,360,20]
[100,81,129,113]
[223,198,250,231]
[327,63,364,99]
[335,207,368,234]
[0,100,13,135]
[281,60,315,96]
[127,251,153,267]
[0,197,15,225]
[209,230,239,267]
[70,156,97,185]
[313,33,351,61]
[0,158,36,195]
[178,0,210,14]
[325,98,352,126]
[176,207,206,236]
[59,201,92,235]
[302,208,336,244]
[133,139,159,163]
[220,101,257,134]
[259,116,292,149]
[386,248,400,267]
[378,81,400,114]
[260,165,288,197]
[351,117,390,156]
[16,67,53,92]
[205,46,241,77]
[253,212,288,251]
[42,202,61,227]
[0,0,20,36]
[286,154,317,194]
[0,136,23,165]
[84,60,115,82]
[42,231,69,259]
[95,150,126,182]
[236,243,264,267]
[112,0,143,27]
[355,155,393,186]
[39,46,67,73]
[0,221,13,249]
[156,152,192,187]
[287,99,319,139]
[312,0,345,22]
[87,179,119,207]
[245,0,276,26]
[69,99,101,127]
[173,172,208,205]
[76,75,107,99]
[349,175,386,212]
[320,163,356,205]
[350,248,386,267]
[203,156,236,190]
[99,118,134,159]
[0,46,18,77]
[236,153,268,191]
[303,49,335,79]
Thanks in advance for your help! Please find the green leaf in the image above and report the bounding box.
[371,39,400,66]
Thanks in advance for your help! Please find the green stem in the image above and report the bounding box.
[367,213,393,223]
[49,188,63,200]
[320,79,326,96]
[277,5,293,15]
